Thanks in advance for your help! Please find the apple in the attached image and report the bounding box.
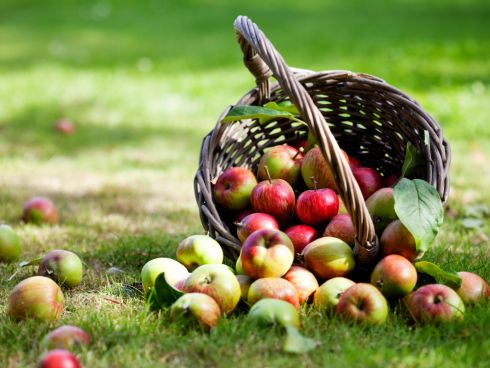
[43,325,90,349]
[336,283,389,325]
[38,250,83,288]
[22,197,57,225]
[183,264,241,315]
[296,188,339,226]
[257,145,304,185]
[284,224,318,255]
[456,271,489,304]
[170,292,221,330]
[213,167,257,210]
[352,167,383,200]
[0,224,22,262]
[247,277,300,309]
[380,220,418,261]
[8,276,64,322]
[404,284,465,324]
[283,265,319,304]
[248,298,300,328]
[250,178,295,224]
[176,234,223,270]
[313,277,355,311]
[302,237,355,280]
[54,118,76,135]
[301,147,349,190]
[237,274,252,300]
[370,255,417,298]
[323,214,355,248]
[366,187,397,235]
[37,349,80,368]
[236,213,279,243]
[141,257,189,294]
[241,229,294,279]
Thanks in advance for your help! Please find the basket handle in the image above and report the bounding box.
[234,16,378,264]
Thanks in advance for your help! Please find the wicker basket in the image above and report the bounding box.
[194,16,450,264]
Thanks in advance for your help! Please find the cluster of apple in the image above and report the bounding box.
[1,198,86,367]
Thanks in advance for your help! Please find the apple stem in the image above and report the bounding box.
[310,176,318,191]
[264,166,273,184]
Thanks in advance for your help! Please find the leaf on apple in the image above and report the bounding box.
[146,272,184,310]
[401,142,425,178]
[394,178,443,253]
[414,261,462,290]
[282,326,317,354]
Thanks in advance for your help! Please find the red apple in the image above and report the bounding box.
[38,250,83,288]
[250,178,295,224]
[302,237,355,280]
[336,283,389,325]
[37,349,80,368]
[284,224,318,255]
[352,167,382,200]
[170,292,221,330]
[313,277,355,311]
[247,277,300,309]
[54,119,76,135]
[213,167,257,210]
[370,255,417,298]
[283,265,319,304]
[366,187,398,235]
[296,188,339,226]
[183,264,241,315]
[22,197,57,225]
[43,325,90,349]
[248,298,300,328]
[241,229,294,279]
[456,271,489,304]
[404,284,465,324]
[0,224,22,262]
[323,214,356,248]
[380,220,418,261]
[257,145,304,185]
[236,213,279,243]
[301,147,349,190]
[8,276,64,322]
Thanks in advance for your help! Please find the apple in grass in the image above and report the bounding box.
[37,349,80,368]
[404,284,465,324]
[250,178,295,224]
[301,237,355,280]
[456,271,489,304]
[370,255,417,298]
[22,196,57,225]
[313,277,355,311]
[366,187,397,235]
[283,265,319,304]
[170,292,221,330]
[301,147,349,190]
[380,220,418,261]
[141,257,189,294]
[284,224,318,255]
[296,187,339,226]
[240,229,295,279]
[176,234,223,270]
[248,298,300,328]
[247,277,300,309]
[0,224,22,262]
[183,264,241,315]
[38,250,83,288]
[236,213,279,243]
[257,145,304,186]
[43,325,90,349]
[323,214,356,248]
[213,167,257,211]
[352,167,383,200]
[8,276,64,322]
[336,283,389,325]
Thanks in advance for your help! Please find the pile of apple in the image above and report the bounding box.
[141,141,489,330]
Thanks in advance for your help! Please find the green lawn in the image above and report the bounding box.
[1,0,489,366]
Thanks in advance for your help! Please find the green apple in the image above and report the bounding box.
[37,250,83,288]
[0,224,22,262]
[141,257,189,294]
[170,292,221,330]
[313,277,355,311]
[176,235,223,271]
[248,298,300,328]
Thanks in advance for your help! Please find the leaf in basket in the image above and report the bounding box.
[222,105,295,123]
[414,261,462,290]
[282,326,317,354]
[393,178,443,254]
[146,272,184,309]
[401,142,424,178]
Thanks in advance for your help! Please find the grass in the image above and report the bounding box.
[0,0,489,366]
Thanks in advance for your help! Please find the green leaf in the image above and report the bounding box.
[282,326,317,354]
[401,142,425,177]
[146,272,184,309]
[222,105,294,123]
[414,261,462,290]
[394,178,443,253]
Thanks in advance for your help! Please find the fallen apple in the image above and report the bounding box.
[43,325,90,349]
[313,277,355,311]
[213,167,257,210]
[22,197,57,225]
[283,265,319,304]
[456,271,489,304]
[37,349,80,368]
[336,283,388,325]
[370,255,417,298]
[38,250,83,288]
[0,224,22,262]
[248,298,300,328]
[248,277,300,309]
[176,234,223,271]
[170,292,221,330]
[236,213,279,243]
[141,257,189,294]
